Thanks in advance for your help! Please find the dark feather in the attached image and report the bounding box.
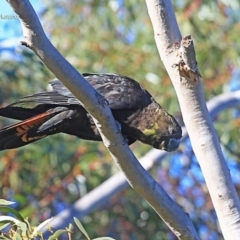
[0,73,182,151]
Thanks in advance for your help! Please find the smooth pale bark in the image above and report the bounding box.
[145,0,240,239]
[7,0,199,238]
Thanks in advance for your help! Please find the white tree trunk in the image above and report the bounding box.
[145,0,240,239]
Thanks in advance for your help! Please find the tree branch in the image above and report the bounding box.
[145,0,240,238]
[40,90,240,237]
[7,0,199,238]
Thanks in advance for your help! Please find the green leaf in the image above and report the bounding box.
[0,222,11,231]
[0,200,15,206]
[0,217,28,237]
[14,231,22,240]
[0,216,20,225]
[33,218,53,236]
[92,238,116,240]
[68,223,74,231]
[0,207,25,223]
[0,236,12,240]
[74,217,90,240]
[48,229,70,240]
[16,221,28,236]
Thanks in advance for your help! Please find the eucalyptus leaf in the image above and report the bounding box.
[48,229,70,240]
[0,207,25,223]
[74,217,90,240]
[0,200,15,206]
[33,218,53,236]
[0,222,11,231]
[92,238,116,240]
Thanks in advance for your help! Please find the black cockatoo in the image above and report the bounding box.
[0,73,182,151]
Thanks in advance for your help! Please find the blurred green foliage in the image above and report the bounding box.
[0,199,116,240]
[0,0,240,239]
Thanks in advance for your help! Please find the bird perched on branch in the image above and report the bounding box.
[0,73,182,151]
